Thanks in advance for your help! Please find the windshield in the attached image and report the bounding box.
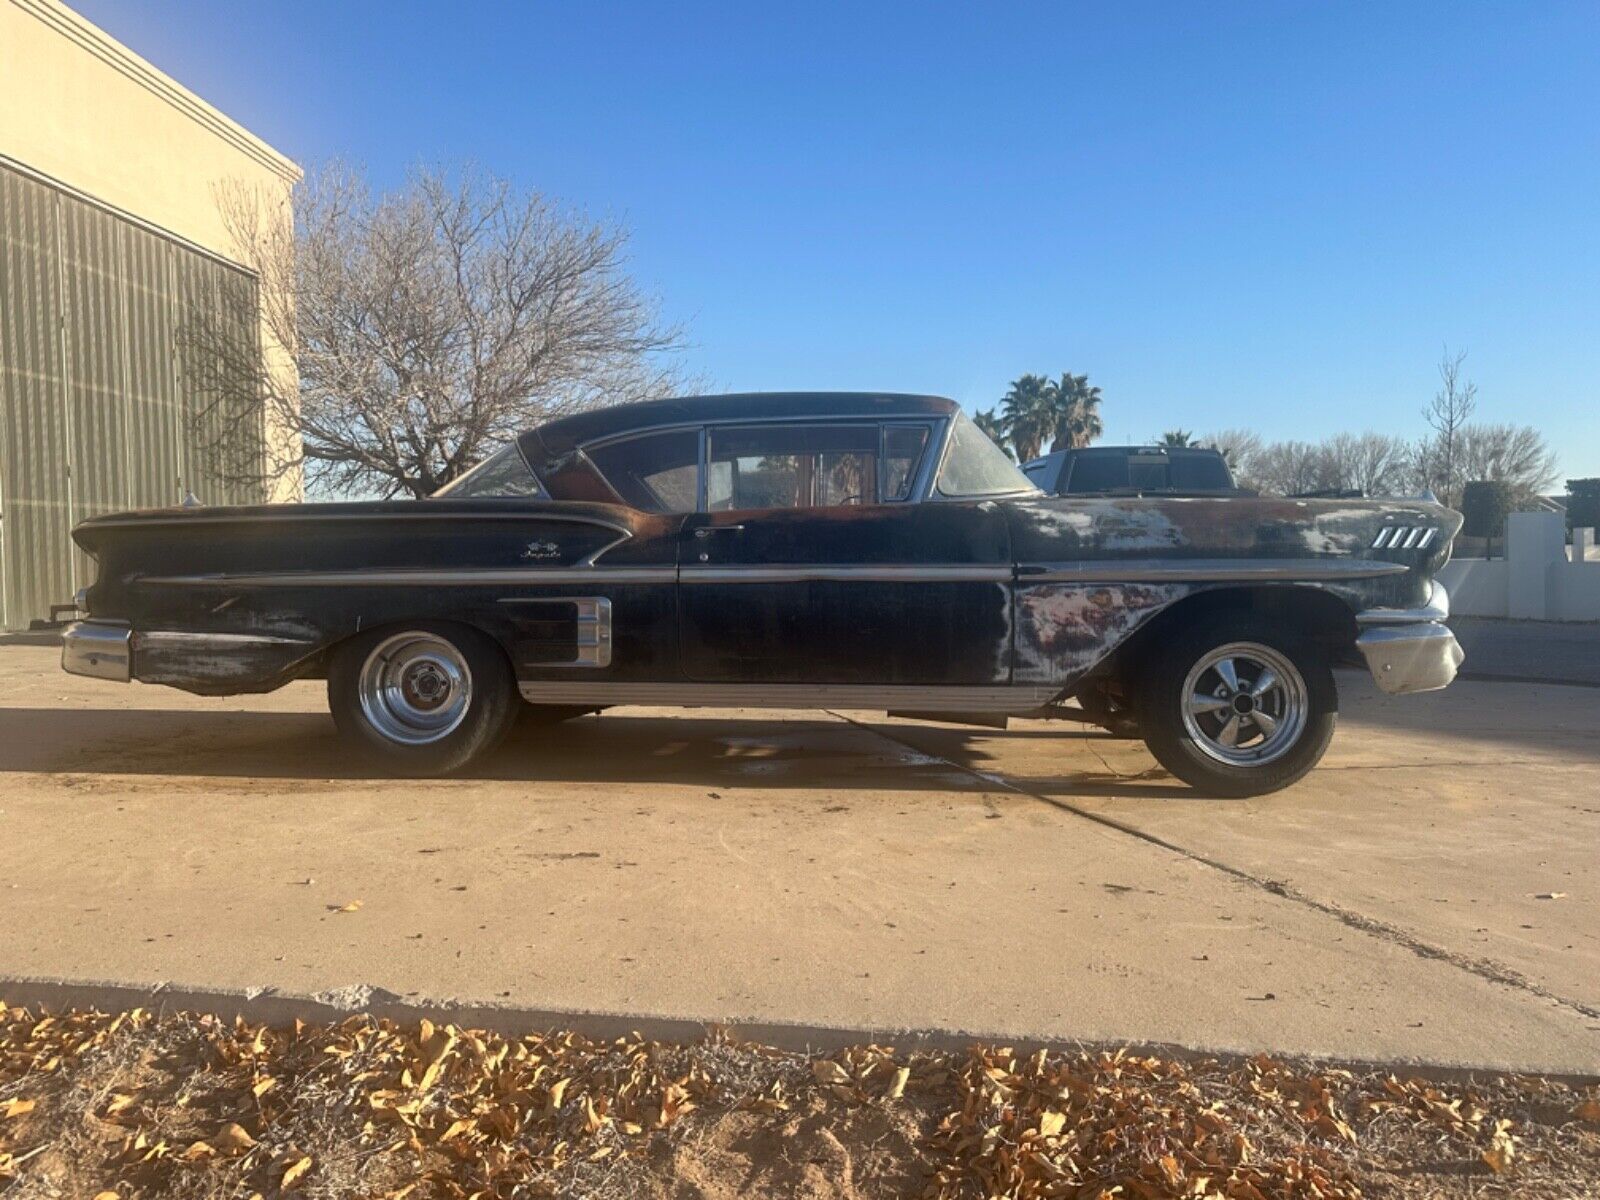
[432,443,545,498]
[934,412,1040,498]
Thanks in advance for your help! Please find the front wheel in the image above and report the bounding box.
[1136,617,1336,797]
[328,623,519,776]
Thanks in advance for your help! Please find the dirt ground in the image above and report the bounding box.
[1,644,1597,1077]
[3,1003,1598,1200]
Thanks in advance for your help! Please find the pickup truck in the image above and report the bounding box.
[1022,445,1246,497]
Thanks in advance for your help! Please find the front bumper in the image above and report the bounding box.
[61,620,132,682]
[1354,581,1464,694]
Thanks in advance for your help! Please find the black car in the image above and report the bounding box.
[62,393,1463,796]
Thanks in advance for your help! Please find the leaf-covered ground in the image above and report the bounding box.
[2,1002,1597,1199]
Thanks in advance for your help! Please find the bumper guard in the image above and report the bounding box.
[1354,581,1463,694]
[61,621,133,682]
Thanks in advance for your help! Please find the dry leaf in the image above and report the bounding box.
[888,1066,910,1100]
[1,1098,35,1119]
[336,900,364,913]
[1576,1099,1600,1124]
[281,1155,313,1188]
[812,1060,851,1085]
[251,1077,276,1098]
[181,1141,216,1162]
[214,1122,257,1152]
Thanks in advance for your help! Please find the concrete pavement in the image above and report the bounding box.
[0,645,1596,1073]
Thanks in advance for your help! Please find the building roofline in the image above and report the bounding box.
[13,0,302,185]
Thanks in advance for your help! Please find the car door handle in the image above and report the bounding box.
[693,525,745,538]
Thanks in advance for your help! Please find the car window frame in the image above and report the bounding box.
[579,416,946,513]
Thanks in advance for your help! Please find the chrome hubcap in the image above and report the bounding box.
[357,633,472,746]
[1180,642,1308,767]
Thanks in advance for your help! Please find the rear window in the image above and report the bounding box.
[433,444,545,498]
[1064,450,1232,494]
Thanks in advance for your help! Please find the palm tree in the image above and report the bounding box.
[1159,429,1194,447]
[1048,373,1104,451]
[971,407,1014,459]
[1000,374,1056,462]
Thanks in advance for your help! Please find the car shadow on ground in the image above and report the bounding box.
[0,704,1198,798]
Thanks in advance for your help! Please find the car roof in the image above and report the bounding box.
[527,392,959,456]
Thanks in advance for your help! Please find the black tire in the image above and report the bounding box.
[1135,614,1336,797]
[328,622,519,776]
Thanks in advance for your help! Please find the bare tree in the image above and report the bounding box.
[1319,431,1415,496]
[188,164,686,498]
[1200,429,1263,484]
[1246,440,1327,496]
[1419,347,1478,506]
[1454,423,1559,506]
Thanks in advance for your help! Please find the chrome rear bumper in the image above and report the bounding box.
[1354,581,1464,694]
[61,620,133,682]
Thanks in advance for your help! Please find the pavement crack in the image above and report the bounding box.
[829,712,1600,1024]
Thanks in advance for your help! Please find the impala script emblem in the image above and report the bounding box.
[521,540,560,560]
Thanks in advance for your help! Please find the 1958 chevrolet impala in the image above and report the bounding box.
[62,393,1464,796]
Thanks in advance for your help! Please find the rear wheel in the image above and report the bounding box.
[329,624,519,776]
[1136,616,1336,797]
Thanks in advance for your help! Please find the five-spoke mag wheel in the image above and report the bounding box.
[1139,617,1336,797]
[1180,642,1309,768]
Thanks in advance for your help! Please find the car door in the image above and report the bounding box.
[677,420,1013,684]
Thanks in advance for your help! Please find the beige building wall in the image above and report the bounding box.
[0,0,302,500]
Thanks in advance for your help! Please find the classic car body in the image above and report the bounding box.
[62,393,1464,794]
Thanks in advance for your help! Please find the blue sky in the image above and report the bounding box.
[74,0,1600,481]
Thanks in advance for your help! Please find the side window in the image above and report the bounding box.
[881,424,931,501]
[586,429,701,512]
[707,424,879,512]
[934,412,1038,498]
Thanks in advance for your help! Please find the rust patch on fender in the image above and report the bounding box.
[1014,583,1190,686]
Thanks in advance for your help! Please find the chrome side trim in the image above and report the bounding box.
[61,621,132,682]
[497,596,613,667]
[1355,623,1463,694]
[1016,558,1409,583]
[82,510,633,535]
[1355,579,1450,626]
[134,630,316,649]
[680,565,1011,584]
[138,567,678,587]
[517,680,1061,712]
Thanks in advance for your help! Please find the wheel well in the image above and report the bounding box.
[293,618,515,683]
[1088,585,1358,696]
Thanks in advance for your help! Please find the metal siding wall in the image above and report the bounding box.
[59,199,131,587]
[120,225,185,510]
[0,162,269,628]
[0,170,75,625]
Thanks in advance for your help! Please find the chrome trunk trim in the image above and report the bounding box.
[516,681,1061,711]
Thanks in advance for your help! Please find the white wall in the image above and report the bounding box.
[1440,518,1600,622]
[1439,560,1509,617]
